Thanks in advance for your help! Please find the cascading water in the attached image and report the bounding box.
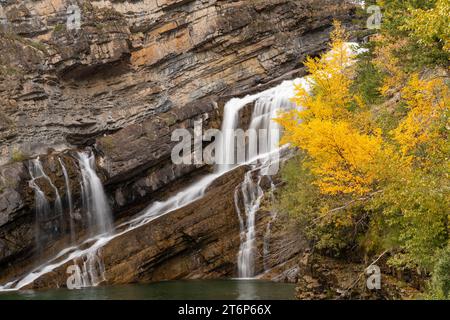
[225,80,299,278]
[77,152,113,235]
[67,151,114,287]
[237,170,264,278]
[28,164,51,253]
[0,172,220,291]
[263,179,278,272]
[0,80,300,291]
[58,157,75,243]
[0,80,299,290]
[28,158,64,251]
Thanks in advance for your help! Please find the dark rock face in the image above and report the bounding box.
[97,97,220,185]
[0,162,31,266]
[0,0,358,285]
[0,163,28,227]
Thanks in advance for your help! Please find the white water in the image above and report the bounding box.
[230,80,299,278]
[216,79,299,172]
[28,158,64,251]
[237,170,264,278]
[77,152,113,235]
[263,179,278,272]
[58,157,75,243]
[30,159,64,221]
[0,80,299,291]
[28,162,51,252]
[0,80,306,290]
[1,40,362,289]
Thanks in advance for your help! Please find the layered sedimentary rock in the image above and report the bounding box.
[18,164,305,289]
[29,165,247,288]
[0,0,356,162]
[0,0,358,284]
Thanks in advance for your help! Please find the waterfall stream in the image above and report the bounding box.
[225,80,299,278]
[28,158,64,252]
[237,170,264,278]
[73,151,113,287]
[263,179,277,272]
[28,162,52,253]
[58,157,75,243]
[0,80,301,291]
[77,152,113,235]
[0,80,299,290]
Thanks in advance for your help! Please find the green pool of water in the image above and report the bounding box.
[0,279,296,300]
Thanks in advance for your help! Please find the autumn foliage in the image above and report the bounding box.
[276,21,385,196]
[275,15,449,298]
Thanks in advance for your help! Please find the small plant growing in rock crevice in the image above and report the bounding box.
[10,148,27,163]
[53,23,66,33]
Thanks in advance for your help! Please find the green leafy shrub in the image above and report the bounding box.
[429,246,450,299]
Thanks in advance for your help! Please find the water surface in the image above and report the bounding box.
[0,280,296,300]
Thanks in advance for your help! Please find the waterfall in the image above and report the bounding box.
[215,79,302,278]
[217,94,261,173]
[0,80,298,290]
[28,158,64,250]
[0,80,299,290]
[28,166,51,253]
[30,159,64,222]
[77,152,113,235]
[263,179,277,272]
[237,170,264,278]
[58,157,75,243]
[221,80,298,278]
[65,151,114,287]
[3,69,335,292]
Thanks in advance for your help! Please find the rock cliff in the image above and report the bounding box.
[0,0,358,286]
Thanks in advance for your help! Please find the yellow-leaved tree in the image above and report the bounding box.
[392,74,450,165]
[401,0,450,54]
[276,21,384,196]
[276,17,450,288]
